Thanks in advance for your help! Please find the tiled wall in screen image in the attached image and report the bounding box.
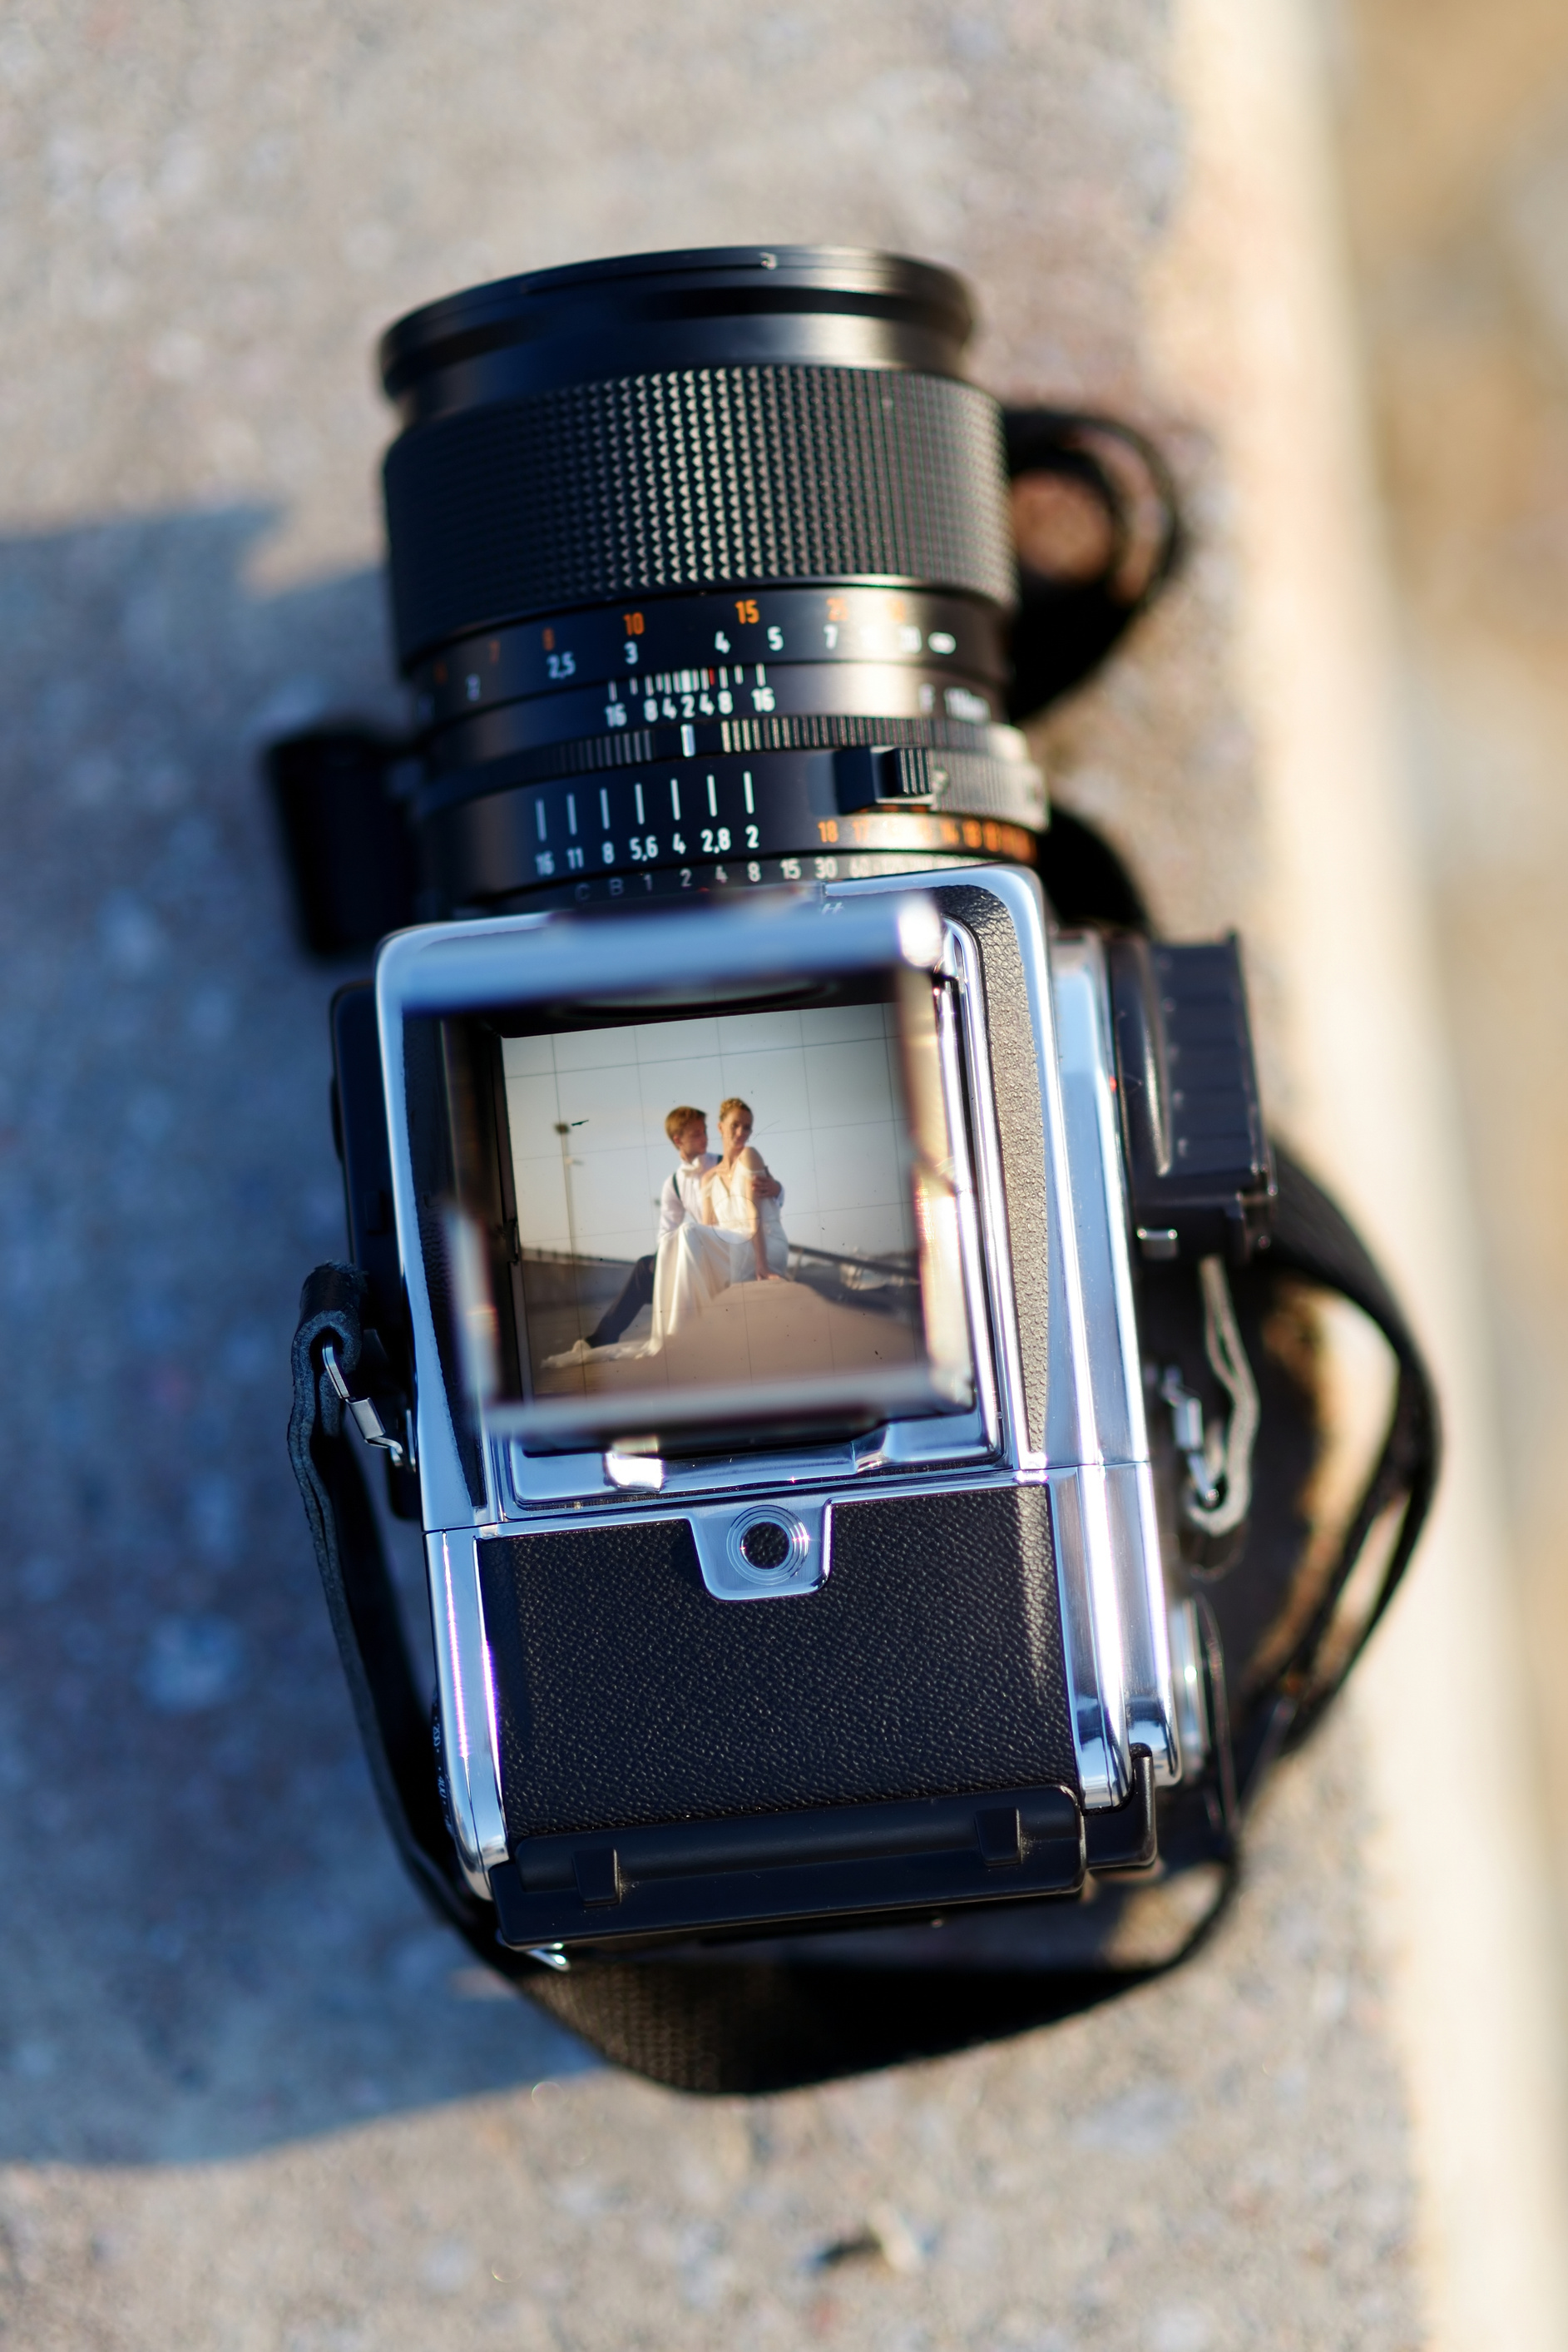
[502,1004,913,1270]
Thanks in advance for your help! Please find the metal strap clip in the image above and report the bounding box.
[320,1340,415,1472]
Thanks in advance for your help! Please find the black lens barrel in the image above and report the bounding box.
[384,364,1014,671]
[378,246,1039,914]
[380,246,979,416]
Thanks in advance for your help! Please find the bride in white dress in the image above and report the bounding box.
[649,1097,789,1342]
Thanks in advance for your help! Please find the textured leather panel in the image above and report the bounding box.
[932,886,1051,1452]
[479,1485,1076,1842]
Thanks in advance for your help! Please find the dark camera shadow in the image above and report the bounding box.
[0,508,594,2165]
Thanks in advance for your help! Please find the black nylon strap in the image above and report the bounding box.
[287,1264,540,1978]
[1233,1148,1442,1794]
[288,1142,1441,2092]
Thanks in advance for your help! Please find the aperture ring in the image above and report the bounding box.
[420,750,1039,911]
[383,364,1015,668]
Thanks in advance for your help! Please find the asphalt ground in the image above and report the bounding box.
[0,6,1421,2345]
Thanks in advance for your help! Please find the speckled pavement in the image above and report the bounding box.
[0,7,1422,2346]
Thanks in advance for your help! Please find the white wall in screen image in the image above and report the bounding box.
[502,1004,915,1271]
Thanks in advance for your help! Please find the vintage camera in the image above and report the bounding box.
[297,248,1286,1970]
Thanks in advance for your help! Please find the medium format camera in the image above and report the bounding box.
[289,250,1433,2063]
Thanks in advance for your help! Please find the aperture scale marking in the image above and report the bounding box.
[423,750,1038,909]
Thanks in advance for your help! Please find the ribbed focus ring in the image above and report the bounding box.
[383,365,1015,670]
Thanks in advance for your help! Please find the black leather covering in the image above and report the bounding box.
[477,1485,1076,1844]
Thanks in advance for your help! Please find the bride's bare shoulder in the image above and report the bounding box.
[738,1146,767,1171]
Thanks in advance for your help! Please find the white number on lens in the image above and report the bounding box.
[547,651,576,680]
[624,641,639,665]
[767,626,784,651]
[745,825,759,849]
[715,631,730,652]
[751,686,775,712]
[824,624,838,648]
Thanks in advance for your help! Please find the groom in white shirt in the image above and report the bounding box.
[583,1104,781,1349]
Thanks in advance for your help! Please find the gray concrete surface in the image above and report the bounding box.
[1339,0,1568,1893]
[0,5,1422,2345]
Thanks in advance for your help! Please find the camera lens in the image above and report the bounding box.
[378,246,1041,914]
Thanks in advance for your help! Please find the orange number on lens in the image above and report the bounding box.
[623,612,645,635]
[735,598,760,625]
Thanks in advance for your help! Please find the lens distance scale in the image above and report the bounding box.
[409,587,1003,730]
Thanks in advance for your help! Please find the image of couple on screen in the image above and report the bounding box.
[559,1099,789,1363]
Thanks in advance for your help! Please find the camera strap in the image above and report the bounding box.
[289,1151,1439,2092]
[288,1264,539,1985]
[1230,1146,1442,1792]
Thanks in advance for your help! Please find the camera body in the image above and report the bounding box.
[328,859,1270,1957]
[281,245,1438,2080]
[294,245,1286,1966]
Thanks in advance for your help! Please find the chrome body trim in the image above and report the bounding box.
[690,1495,830,1600]
[425,1528,509,1894]
[1168,1595,1208,1776]
[903,872,1132,1801]
[381,870,1180,1894]
[1044,931,1177,1789]
[937,912,1026,1463]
